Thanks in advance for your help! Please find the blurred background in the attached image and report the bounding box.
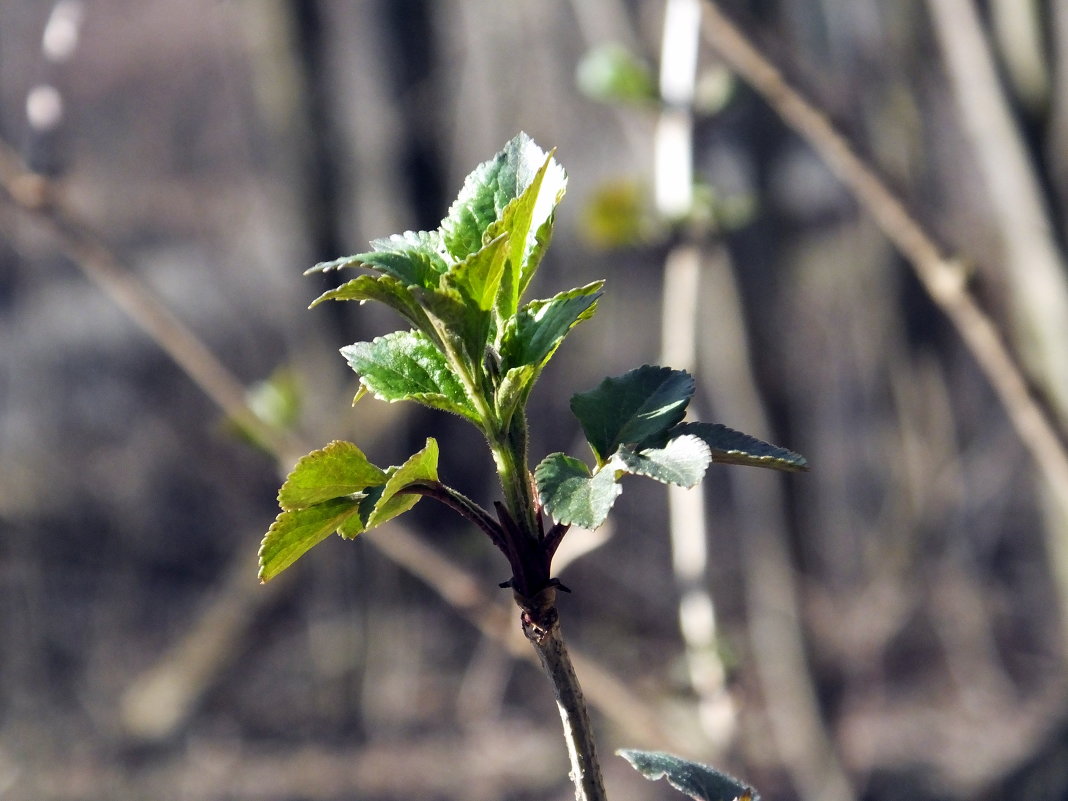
[3,1,1068,799]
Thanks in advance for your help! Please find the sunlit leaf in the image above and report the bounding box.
[308,230,447,288]
[278,440,387,511]
[258,498,365,582]
[672,422,808,472]
[444,233,509,312]
[364,438,440,530]
[535,452,621,529]
[499,281,604,371]
[309,274,438,346]
[617,434,710,488]
[341,331,478,422]
[441,133,565,271]
[485,149,568,316]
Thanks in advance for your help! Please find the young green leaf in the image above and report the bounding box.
[259,439,441,581]
[522,211,560,301]
[444,233,509,313]
[671,422,808,472]
[486,149,568,317]
[494,364,538,428]
[308,230,448,287]
[440,133,565,266]
[278,440,387,510]
[499,281,604,371]
[535,452,622,530]
[617,749,760,801]
[309,274,440,345]
[616,434,710,488]
[259,497,367,582]
[363,438,440,530]
[571,365,695,465]
[411,284,493,371]
[341,331,479,423]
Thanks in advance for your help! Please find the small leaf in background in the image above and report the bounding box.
[672,422,808,472]
[341,331,479,423]
[576,43,658,106]
[571,366,694,464]
[695,64,736,116]
[617,749,760,801]
[278,440,387,510]
[246,368,302,432]
[616,434,710,488]
[580,178,657,250]
[227,368,304,450]
[689,182,758,237]
[534,452,621,530]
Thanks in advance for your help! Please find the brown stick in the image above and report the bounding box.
[522,602,607,801]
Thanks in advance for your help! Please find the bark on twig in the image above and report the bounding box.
[522,602,607,801]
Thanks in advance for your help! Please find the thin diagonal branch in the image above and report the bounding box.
[698,0,1068,550]
[0,141,300,463]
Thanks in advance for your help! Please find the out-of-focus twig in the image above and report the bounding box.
[925,0,1068,661]
[655,0,736,753]
[928,0,1068,424]
[698,244,857,801]
[0,137,684,753]
[699,0,1068,652]
[0,140,300,465]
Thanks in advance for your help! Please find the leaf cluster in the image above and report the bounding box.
[259,134,805,591]
[535,365,806,530]
[308,133,597,435]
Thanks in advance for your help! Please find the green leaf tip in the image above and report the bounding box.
[259,439,439,582]
[673,422,808,472]
[441,132,567,268]
[617,749,760,801]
